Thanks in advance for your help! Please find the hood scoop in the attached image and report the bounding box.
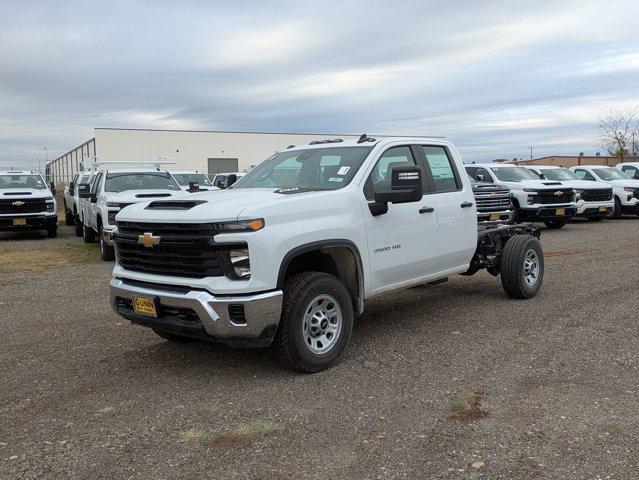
[3,191,32,196]
[135,193,172,198]
[145,200,207,210]
[541,182,562,186]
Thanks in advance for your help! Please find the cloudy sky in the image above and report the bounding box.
[1,0,638,169]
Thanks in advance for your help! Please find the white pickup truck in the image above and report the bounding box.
[465,163,576,228]
[78,166,185,261]
[0,170,58,237]
[570,165,639,219]
[525,165,614,221]
[110,136,545,372]
[171,170,217,191]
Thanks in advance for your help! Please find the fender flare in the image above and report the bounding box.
[276,239,365,313]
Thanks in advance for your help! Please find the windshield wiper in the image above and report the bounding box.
[274,187,332,195]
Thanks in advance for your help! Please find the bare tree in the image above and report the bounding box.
[598,109,639,158]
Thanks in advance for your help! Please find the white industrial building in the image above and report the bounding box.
[46,128,378,182]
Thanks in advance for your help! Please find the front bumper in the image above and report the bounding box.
[575,201,614,217]
[518,206,576,222]
[109,278,283,347]
[477,210,513,224]
[102,226,117,246]
[0,214,57,231]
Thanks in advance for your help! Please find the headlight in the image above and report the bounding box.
[107,210,118,225]
[46,202,55,213]
[624,187,636,192]
[219,246,251,279]
[214,218,264,233]
[522,188,537,193]
[106,202,120,208]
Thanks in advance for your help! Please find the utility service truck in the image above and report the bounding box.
[109,136,545,372]
[77,160,186,261]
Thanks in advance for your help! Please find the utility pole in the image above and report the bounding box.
[529,146,534,159]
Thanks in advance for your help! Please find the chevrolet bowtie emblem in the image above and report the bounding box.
[12,201,25,206]
[137,232,161,248]
[554,191,563,196]
[490,193,498,199]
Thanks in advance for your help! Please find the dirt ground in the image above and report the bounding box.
[1,218,638,479]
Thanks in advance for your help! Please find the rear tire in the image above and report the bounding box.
[274,272,353,373]
[98,225,115,261]
[74,215,83,237]
[543,219,566,229]
[46,226,58,238]
[154,331,194,343]
[500,235,544,299]
[64,208,74,226]
[83,224,96,243]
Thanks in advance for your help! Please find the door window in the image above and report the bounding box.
[573,169,596,181]
[364,146,418,200]
[421,146,461,192]
[622,166,639,179]
[91,173,103,193]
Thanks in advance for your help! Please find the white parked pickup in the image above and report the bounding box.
[570,165,639,219]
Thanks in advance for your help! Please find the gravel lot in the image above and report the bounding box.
[1,219,638,479]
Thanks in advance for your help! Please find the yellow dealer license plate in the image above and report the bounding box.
[555,208,565,216]
[490,213,501,221]
[599,206,608,212]
[132,296,157,317]
[13,218,27,226]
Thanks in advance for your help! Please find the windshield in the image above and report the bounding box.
[0,174,47,190]
[172,173,212,187]
[593,168,630,181]
[539,168,578,181]
[234,147,373,190]
[491,166,540,182]
[105,172,181,192]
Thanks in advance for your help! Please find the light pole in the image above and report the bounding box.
[529,146,534,159]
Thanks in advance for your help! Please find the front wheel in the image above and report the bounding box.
[98,225,115,261]
[274,272,353,373]
[64,208,74,226]
[83,224,96,243]
[46,226,58,238]
[74,215,83,237]
[500,235,544,299]
[608,198,622,219]
[543,219,566,229]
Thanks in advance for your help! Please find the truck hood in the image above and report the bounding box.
[558,180,611,190]
[0,188,53,200]
[105,189,186,203]
[606,179,639,188]
[117,187,350,223]
[499,179,566,190]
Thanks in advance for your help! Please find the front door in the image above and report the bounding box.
[362,145,439,291]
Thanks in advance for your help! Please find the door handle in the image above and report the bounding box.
[460,201,474,208]
[419,206,435,214]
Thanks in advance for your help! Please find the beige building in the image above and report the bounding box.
[47,128,414,182]
[515,155,639,168]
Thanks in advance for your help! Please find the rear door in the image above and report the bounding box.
[362,145,439,291]
[417,145,476,271]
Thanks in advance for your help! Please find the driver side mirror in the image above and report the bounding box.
[49,182,56,195]
[77,183,92,199]
[476,174,486,182]
[225,174,238,188]
[370,166,423,216]
[68,181,75,195]
[188,181,200,192]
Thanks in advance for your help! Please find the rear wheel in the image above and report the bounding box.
[64,207,74,226]
[500,235,544,299]
[543,219,566,229]
[83,224,96,243]
[274,272,353,373]
[98,224,115,261]
[74,215,83,236]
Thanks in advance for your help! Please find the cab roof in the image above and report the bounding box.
[283,136,448,152]
[0,170,40,175]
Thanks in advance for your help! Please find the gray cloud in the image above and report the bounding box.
[1,0,638,169]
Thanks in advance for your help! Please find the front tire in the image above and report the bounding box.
[46,226,58,238]
[74,215,83,237]
[98,225,115,261]
[83,224,96,243]
[608,198,622,219]
[274,272,353,373]
[500,235,544,299]
[543,219,566,229]
[64,208,74,226]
